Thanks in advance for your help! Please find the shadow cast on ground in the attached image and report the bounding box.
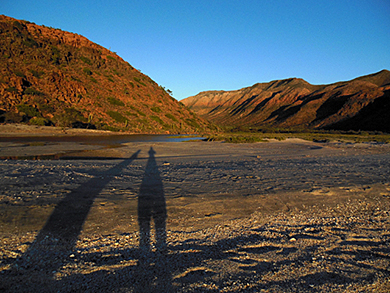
[1,147,390,292]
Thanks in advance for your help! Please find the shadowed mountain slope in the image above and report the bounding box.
[182,70,390,132]
[0,15,212,133]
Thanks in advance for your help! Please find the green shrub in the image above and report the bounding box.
[151,106,162,113]
[29,69,44,78]
[107,97,125,106]
[185,118,201,129]
[13,21,24,31]
[51,46,61,64]
[22,37,38,48]
[101,125,120,132]
[134,77,146,86]
[2,112,24,123]
[107,111,127,123]
[53,107,86,127]
[165,113,178,122]
[37,103,54,113]
[80,56,92,65]
[129,105,146,116]
[15,71,26,78]
[29,117,49,126]
[6,87,18,93]
[24,87,45,96]
[83,68,93,75]
[125,111,138,117]
[16,104,41,117]
[71,76,82,82]
[150,115,165,126]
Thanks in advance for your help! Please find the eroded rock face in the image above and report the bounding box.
[182,71,390,132]
[0,15,211,133]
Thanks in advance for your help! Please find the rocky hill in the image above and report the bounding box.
[0,15,212,133]
[182,70,390,132]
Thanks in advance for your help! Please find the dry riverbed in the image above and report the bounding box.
[0,128,390,292]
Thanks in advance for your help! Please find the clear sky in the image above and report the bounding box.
[1,0,390,100]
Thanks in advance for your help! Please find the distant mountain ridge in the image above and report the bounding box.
[0,15,211,133]
[182,70,390,132]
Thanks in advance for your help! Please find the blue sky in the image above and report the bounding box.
[2,0,390,100]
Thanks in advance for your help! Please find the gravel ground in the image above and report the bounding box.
[0,139,389,292]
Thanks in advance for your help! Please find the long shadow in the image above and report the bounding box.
[138,147,167,251]
[3,148,389,291]
[31,147,172,292]
[134,146,172,292]
[4,150,140,291]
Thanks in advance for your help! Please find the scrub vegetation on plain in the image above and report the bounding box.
[205,126,390,144]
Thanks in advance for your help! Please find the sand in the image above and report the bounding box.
[0,125,390,292]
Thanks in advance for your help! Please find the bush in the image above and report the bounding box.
[151,106,162,113]
[6,87,18,93]
[150,115,166,126]
[37,103,55,114]
[83,68,93,75]
[29,69,44,78]
[29,117,50,126]
[185,118,201,129]
[129,105,146,116]
[53,107,86,127]
[15,71,26,78]
[125,111,138,117]
[107,97,125,106]
[22,37,38,48]
[13,21,24,31]
[24,88,45,96]
[16,104,41,117]
[101,125,120,132]
[134,77,146,86]
[80,56,92,65]
[107,111,127,123]
[2,112,24,123]
[51,46,61,64]
[165,113,178,122]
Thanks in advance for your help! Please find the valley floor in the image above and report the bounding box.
[0,136,389,292]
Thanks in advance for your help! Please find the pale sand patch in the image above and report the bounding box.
[0,123,118,136]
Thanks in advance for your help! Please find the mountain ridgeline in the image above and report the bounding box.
[182,70,390,132]
[0,15,212,133]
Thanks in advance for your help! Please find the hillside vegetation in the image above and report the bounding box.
[0,15,213,133]
[182,70,390,133]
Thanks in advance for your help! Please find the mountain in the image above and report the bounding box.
[0,15,212,133]
[182,70,390,132]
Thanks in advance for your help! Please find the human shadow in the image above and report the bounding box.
[134,146,171,292]
[3,150,140,292]
[138,147,167,251]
